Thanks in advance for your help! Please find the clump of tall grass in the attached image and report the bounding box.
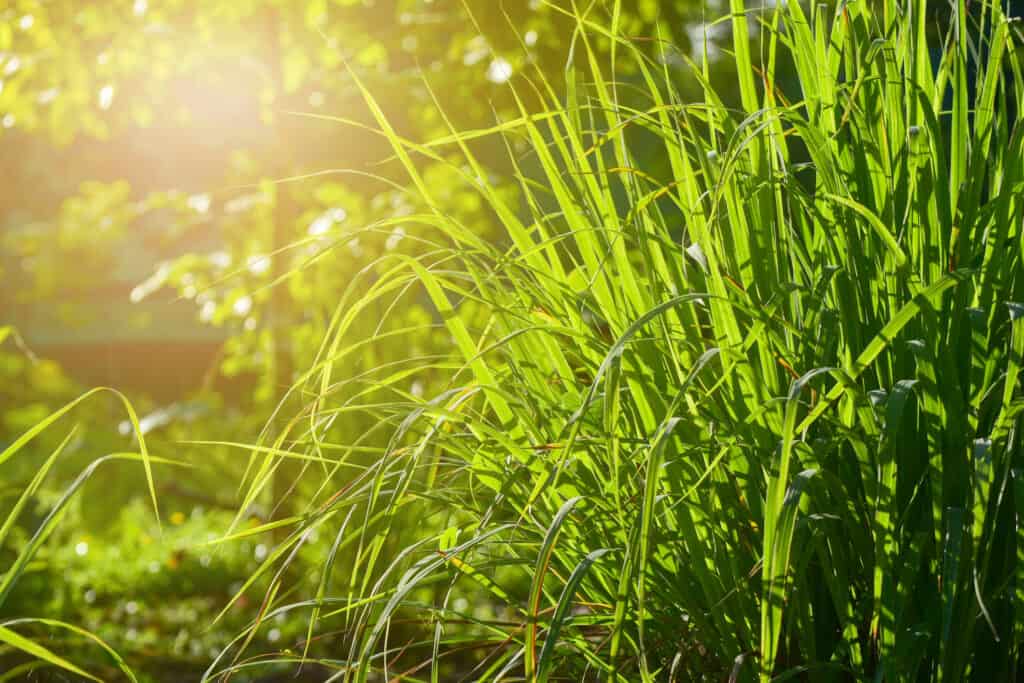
[224,0,1024,680]
[0,387,165,680]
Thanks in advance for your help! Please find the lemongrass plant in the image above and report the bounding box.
[220,0,1024,680]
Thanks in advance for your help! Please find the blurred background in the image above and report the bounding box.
[0,0,882,679]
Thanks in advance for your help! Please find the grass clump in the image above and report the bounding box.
[243,0,1024,680]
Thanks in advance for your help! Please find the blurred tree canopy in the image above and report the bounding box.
[1,0,724,400]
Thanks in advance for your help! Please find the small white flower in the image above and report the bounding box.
[199,300,217,322]
[463,36,489,66]
[208,251,231,268]
[232,296,252,317]
[98,84,115,110]
[187,193,211,213]
[487,57,513,84]
[247,254,270,275]
[308,215,332,236]
[385,226,406,251]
